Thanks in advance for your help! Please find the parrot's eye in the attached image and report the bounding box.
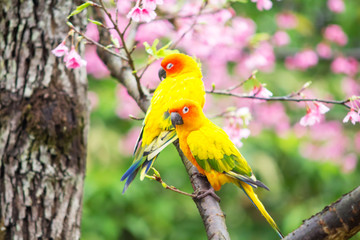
[182,106,189,114]
[166,63,174,70]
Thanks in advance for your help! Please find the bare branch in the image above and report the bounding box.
[207,89,351,109]
[284,186,360,240]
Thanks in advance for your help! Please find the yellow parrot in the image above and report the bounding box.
[169,99,284,239]
[121,54,205,192]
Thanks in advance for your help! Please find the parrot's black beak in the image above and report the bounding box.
[171,112,183,127]
[158,68,166,81]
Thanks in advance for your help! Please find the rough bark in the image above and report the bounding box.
[0,0,87,239]
[94,9,230,240]
[284,186,360,240]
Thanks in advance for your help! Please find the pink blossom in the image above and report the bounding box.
[141,8,157,22]
[300,103,329,127]
[276,12,298,29]
[272,31,290,46]
[143,0,157,10]
[64,47,87,69]
[331,57,358,76]
[285,49,318,71]
[127,6,142,22]
[224,119,251,148]
[342,154,357,173]
[243,42,275,73]
[342,77,360,96]
[343,109,360,125]
[324,24,348,46]
[251,0,273,11]
[316,42,332,59]
[327,0,345,13]
[52,41,69,57]
[254,103,290,135]
[250,85,273,98]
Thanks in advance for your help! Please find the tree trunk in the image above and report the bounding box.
[0,0,87,239]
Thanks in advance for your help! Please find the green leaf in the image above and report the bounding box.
[88,19,103,26]
[67,1,93,19]
[143,39,179,59]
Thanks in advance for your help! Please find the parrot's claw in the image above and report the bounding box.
[193,188,221,202]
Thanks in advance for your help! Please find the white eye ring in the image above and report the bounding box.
[166,63,174,69]
[183,106,189,114]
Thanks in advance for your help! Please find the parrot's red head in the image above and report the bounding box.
[169,99,205,131]
[158,53,201,80]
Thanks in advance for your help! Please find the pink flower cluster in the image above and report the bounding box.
[52,42,87,69]
[343,109,360,125]
[300,102,330,127]
[224,107,252,148]
[327,0,345,13]
[285,49,318,71]
[127,0,163,23]
[324,24,348,46]
[331,56,359,77]
[276,12,298,29]
[251,0,273,11]
[298,121,357,173]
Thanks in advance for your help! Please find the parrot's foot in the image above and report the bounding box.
[193,188,221,202]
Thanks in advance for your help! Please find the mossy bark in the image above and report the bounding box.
[0,0,87,239]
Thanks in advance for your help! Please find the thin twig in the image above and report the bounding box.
[171,1,208,49]
[70,25,128,60]
[98,0,144,97]
[207,90,351,109]
[146,168,196,198]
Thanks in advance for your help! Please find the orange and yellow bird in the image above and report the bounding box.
[169,99,284,239]
[121,54,205,192]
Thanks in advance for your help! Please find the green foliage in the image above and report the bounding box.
[68,1,94,19]
[143,39,179,60]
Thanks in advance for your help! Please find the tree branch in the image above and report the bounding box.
[93,7,230,240]
[284,186,360,240]
[207,89,351,109]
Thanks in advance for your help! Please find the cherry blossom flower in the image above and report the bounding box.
[276,12,298,29]
[64,46,87,69]
[327,0,345,13]
[143,0,163,11]
[127,6,142,22]
[52,41,69,57]
[251,0,273,11]
[224,107,252,148]
[300,103,329,126]
[141,8,157,22]
[331,56,358,76]
[272,31,290,46]
[127,0,157,23]
[324,24,348,46]
[343,109,360,125]
[316,42,332,59]
[285,49,318,70]
[250,85,273,98]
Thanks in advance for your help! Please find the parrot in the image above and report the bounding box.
[121,53,205,193]
[168,99,284,239]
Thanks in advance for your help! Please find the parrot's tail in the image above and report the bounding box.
[121,130,178,193]
[238,182,284,239]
